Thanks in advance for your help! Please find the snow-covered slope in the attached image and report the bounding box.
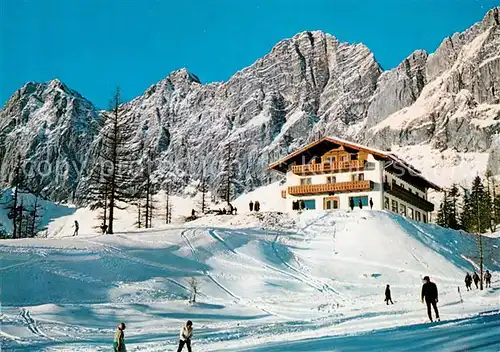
[1,210,498,351]
[1,8,499,202]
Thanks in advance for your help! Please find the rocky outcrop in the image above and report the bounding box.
[1,8,499,201]
[0,80,99,201]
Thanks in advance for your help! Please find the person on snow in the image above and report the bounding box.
[73,220,79,236]
[369,198,374,209]
[484,270,492,288]
[473,272,480,289]
[358,199,363,209]
[101,223,108,235]
[249,201,254,212]
[421,276,440,322]
[113,322,126,352]
[191,209,196,217]
[254,200,260,212]
[177,320,193,352]
[349,197,354,211]
[465,273,472,291]
[385,284,394,305]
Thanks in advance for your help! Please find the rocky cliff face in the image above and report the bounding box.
[0,80,99,201]
[1,7,499,201]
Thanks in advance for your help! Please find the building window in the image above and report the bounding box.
[400,204,407,217]
[415,211,421,222]
[351,154,358,160]
[303,199,316,210]
[325,156,332,164]
[300,178,312,185]
[326,176,336,184]
[384,197,390,210]
[391,200,398,212]
[341,155,348,162]
[408,207,414,220]
[350,196,369,208]
[324,197,339,210]
[351,173,364,181]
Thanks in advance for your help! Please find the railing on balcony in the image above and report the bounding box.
[288,180,372,196]
[291,160,364,175]
[384,181,434,212]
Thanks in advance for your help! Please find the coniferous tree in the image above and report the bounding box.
[86,88,136,234]
[165,183,172,224]
[217,144,237,204]
[437,192,449,228]
[198,169,209,214]
[448,184,460,230]
[6,157,25,238]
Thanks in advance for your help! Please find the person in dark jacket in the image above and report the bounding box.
[473,272,480,289]
[358,199,363,209]
[254,201,260,212]
[73,220,79,236]
[421,276,439,322]
[465,273,472,291]
[249,201,254,212]
[369,198,374,209]
[484,270,492,288]
[385,284,394,305]
[349,197,354,211]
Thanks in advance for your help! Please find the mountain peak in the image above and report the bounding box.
[167,68,201,85]
[482,6,500,27]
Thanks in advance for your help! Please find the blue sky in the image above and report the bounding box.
[1,0,498,108]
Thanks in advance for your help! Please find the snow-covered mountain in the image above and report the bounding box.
[1,7,499,202]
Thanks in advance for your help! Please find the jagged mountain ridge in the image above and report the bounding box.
[1,7,499,202]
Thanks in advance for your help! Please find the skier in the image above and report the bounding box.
[249,201,254,212]
[349,197,354,211]
[191,209,195,217]
[421,276,440,322]
[358,199,363,209]
[385,284,394,305]
[73,220,79,237]
[101,224,108,235]
[465,273,472,291]
[177,320,193,352]
[113,322,126,352]
[473,272,480,289]
[255,200,260,212]
[484,270,492,288]
[369,198,374,209]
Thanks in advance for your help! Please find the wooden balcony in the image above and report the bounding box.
[384,181,434,212]
[291,160,364,175]
[288,180,373,196]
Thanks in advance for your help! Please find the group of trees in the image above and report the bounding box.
[437,174,499,291]
[437,175,500,233]
[1,157,44,239]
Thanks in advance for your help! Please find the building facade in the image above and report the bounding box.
[269,137,440,223]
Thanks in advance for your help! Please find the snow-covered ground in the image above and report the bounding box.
[1,206,499,351]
